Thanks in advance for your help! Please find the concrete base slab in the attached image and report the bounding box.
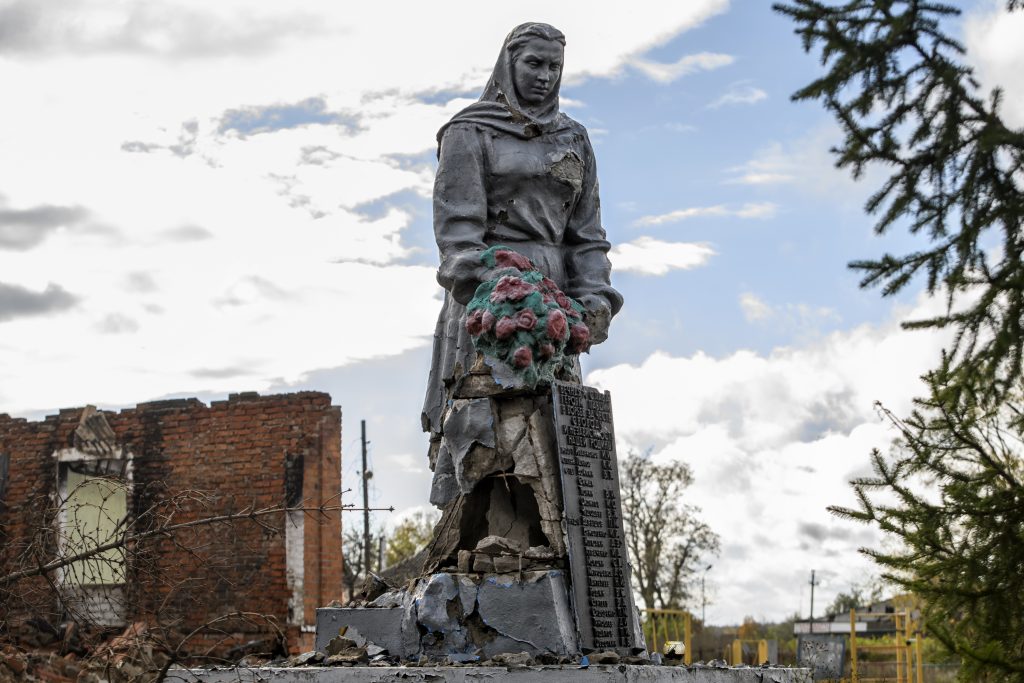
[316,608,405,655]
[316,571,580,659]
[185,665,812,683]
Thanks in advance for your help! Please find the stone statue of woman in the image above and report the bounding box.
[422,22,622,574]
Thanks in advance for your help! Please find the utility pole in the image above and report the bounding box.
[361,420,371,579]
[701,564,712,626]
[809,569,819,634]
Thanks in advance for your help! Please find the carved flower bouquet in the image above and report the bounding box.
[465,245,590,387]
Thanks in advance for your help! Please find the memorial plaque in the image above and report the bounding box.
[797,634,846,681]
[551,381,637,651]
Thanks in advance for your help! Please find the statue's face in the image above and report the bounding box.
[512,37,563,105]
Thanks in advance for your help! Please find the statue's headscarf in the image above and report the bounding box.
[437,22,571,154]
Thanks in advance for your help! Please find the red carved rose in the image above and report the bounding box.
[494,249,533,271]
[465,309,485,336]
[545,309,568,341]
[480,310,496,333]
[516,308,538,331]
[495,316,517,340]
[568,322,590,353]
[490,275,536,303]
[513,346,533,368]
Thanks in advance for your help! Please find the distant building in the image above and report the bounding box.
[0,392,343,654]
[794,597,920,636]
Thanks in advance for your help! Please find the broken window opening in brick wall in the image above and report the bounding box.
[54,407,133,628]
[56,459,132,627]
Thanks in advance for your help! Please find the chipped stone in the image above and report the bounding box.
[428,444,458,508]
[471,554,494,573]
[442,398,495,462]
[474,535,522,556]
[415,573,458,634]
[457,575,477,616]
[457,550,472,573]
[289,651,322,666]
[317,571,577,661]
[447,652,481,664]
[324,636,358,656]
[315,608,405,656]
[525,545,554,560]
[455,373,513,398]
[476,571,577,657]
[324,649,367,666]
[368,591,403,609]
[398,586,421,656]
[590,650,620,664]
[491,651,534,668]
[492,556,519,573]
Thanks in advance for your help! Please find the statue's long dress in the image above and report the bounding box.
[421,117,622,571]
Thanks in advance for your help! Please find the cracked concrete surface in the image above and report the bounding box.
[189,665,814,682]
[424,385,566,574]
[316,572,577,660]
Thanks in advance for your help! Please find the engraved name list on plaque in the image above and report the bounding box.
[551,380,637,651]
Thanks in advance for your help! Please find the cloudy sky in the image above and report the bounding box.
[2,0,1021,624]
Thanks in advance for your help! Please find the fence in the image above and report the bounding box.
[725,638,772,665]
[847,609,923,683]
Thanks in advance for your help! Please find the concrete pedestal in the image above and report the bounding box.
[187,665,813,682]
[316,571,580,660]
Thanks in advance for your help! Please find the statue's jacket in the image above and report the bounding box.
[422,117,622,449]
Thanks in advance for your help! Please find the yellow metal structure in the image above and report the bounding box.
[726,639,769,665]
[846,609,924,683]
[642,608,692,664]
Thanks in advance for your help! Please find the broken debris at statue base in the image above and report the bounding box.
[186,663,814,683]
[316,571,581,661]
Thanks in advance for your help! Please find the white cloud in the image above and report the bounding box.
[631,51,735,83]
[730,172,796,185]
[739,292,772,321]
[708,83,767,108]
[740,292,841,331]
[725,126,880,204]
[586,292,952,622]
[0,0,731,414]
[726,142,799,186]
[558,96,586,110]
[633,202,777,227]
[609,237,716,275]
[964,3,1024,128]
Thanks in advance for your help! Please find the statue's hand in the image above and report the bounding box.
[452,265,523,304]
[578,294,612,345]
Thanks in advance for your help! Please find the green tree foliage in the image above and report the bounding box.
[774,0,1024,402]
[775,2,1024,679]
[620,451,720,611]
[830,382,1024,680]
[385,509,439,567]
[823,579,885,618]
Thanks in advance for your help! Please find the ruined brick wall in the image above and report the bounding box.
[0,391,343,655]
[0,409,65,631]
